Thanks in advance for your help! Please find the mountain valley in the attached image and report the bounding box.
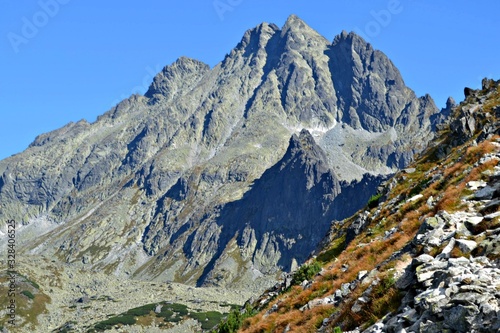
[1,14,495,333]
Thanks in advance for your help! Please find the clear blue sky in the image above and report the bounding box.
[1,0,499,159]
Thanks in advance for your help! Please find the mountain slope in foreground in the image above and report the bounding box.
[214,80,500,333]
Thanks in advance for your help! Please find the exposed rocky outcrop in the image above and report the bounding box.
[376,216,500,331]
[142,129,386,288]
[362,158,500,332]
[449,78,500,146]
[227,79,500,333]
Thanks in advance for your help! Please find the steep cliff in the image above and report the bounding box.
[0,15,443,292]
[227,79,500,333]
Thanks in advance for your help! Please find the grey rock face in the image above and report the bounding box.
[369,205,500,332]
[0,15,443,290]
[143,129,384,287]
[145,57,211,104]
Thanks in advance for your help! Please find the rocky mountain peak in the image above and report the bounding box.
[290,128,318,152]
[237,22,280,52]
[144,56,210,102]
[286,129,331,187]
[282,129,334,190]
[446,96,457,109]
[333,30,365,45]
[282,14,320,36]
[0,16,446,320]
[435,96,457,126]
[283,14,304,26]
[280,14,330,53]
[327,28,432,134]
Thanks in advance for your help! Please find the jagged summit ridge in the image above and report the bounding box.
[0,16,444,293]
[145,57,210,102]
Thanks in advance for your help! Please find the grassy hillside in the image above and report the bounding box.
[212,80,500,332]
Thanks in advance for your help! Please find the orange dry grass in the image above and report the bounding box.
[427,177,443,193]
[244,228,415,333]
[248,318,276,333]
[443,162,466,179]
[401,209,424,234]
[388,232,412,249]
[450,245,470,259]
[436,184,466,212]
[241,313,264,331]
[301,305,336,332]
[309,280,332,298]
[466,159,499,183]
[240,312,274,333]
[289,289,313,309]
[328,297,365,330]
[241,306,335,333]
[465,141,497,162]
[328,275,402,331]
[272,310,299,332]
[285,306,335,333]
[369,287,401,317]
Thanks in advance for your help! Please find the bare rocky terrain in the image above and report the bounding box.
[0,255,254,332]
[235,79,500,333]
[0,15,454,332]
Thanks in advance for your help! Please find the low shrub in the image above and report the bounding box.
[126,303,156,316]
[166,303,188,316]
[21,290,35,300]
[93,315,136,331]
[367,193,382,209]
[156,308,174,320]
[317,235,346,263]
[189,311,223,330]
[292,261,322,285]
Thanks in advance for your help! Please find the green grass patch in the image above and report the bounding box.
[292,260,322,285]
[164,303,189,316]
[317,235,346,263]
[21,290,35,300]
[367,193,382,209]
[213,305,256,333]
[156,307,175,321]
[154,302,191,324]
[16,273,40,289]
[91,302,189,331]
[189,311,224,330]
[93,315,136,331]
[126,303,156,316]
[90,301,196,330]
